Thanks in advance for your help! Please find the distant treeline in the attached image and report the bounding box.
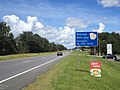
[75,32,120,55]
[89,32,120,55]
[98,32,120,54]
[0,22,67,55]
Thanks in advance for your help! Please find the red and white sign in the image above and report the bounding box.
[90,61,101,77]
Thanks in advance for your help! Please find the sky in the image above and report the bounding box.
[0,0,120,48]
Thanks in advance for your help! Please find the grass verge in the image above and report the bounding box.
[23,50,120,90]
[0,52,55,61]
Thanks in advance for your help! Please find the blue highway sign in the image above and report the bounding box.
[75,32,98,47]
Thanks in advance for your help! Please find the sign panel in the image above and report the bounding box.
[107,44,112,54]
[75,32,98,47]
[90,61,101,77]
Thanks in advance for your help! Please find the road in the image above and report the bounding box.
[0,52,70,90]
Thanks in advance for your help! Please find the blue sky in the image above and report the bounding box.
[0,0,120,48]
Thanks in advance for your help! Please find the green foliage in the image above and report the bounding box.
[57,44,67,51]
[90,32,120,55]
[98,32,120,54]
[16,31,67,53]
[0,22,17,55]
[0,21,67,55]
[49,42,57,52]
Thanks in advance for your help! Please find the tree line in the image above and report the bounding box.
[75,32,120,55]
[89,32,120,55]
[98,32,120,55]
[0,22,67,55]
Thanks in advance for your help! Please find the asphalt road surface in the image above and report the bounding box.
[0,52,70,90]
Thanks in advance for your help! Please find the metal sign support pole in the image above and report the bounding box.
[77,47,80,71]
[78,50,80,71]
[94,46,96,60]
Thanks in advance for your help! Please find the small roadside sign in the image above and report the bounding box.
[107,44,112,54]
[90,61,101,77]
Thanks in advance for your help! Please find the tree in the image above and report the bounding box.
[41,37,50,52]
[15,31,64,53]
[15,32,33,53]
[0,22,67,55]
[99,32,120,54]
[56,44,67,51]
[0,22,17,55]
[49,42,57,52]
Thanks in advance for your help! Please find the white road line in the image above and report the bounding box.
[0,56,63,84]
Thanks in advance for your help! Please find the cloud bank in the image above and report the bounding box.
[98,0,120,7]
[3,15,75,48]
[66,17,88,28]
[3,15,44,36]
[93,23,105,33]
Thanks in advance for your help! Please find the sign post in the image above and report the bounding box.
[75,31,98,59]
[75,32,101,77]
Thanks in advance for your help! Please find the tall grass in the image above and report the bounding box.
[0,52,55,61]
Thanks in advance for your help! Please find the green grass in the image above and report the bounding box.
[0,52,55,61]
[23,51,120,90]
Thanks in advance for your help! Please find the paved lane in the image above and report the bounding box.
[0,52,70,90]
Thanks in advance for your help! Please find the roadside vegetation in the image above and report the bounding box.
[0,52,56,61]
[75,32,120,55]
[23,50,120,90]
[90,32,120,55]
[1,21,120,56]
[0,22,67,56]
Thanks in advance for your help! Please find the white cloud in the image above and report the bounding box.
[57,26,75,48]
[66,17,88,28]
[93,23,105,33]
[2,15,75,48]
[115,30,120,33]
[3,15,44,37]
[38,26,75,49]
[98,0,120,7]
[35,22,44,29]
[37,26,60,41]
